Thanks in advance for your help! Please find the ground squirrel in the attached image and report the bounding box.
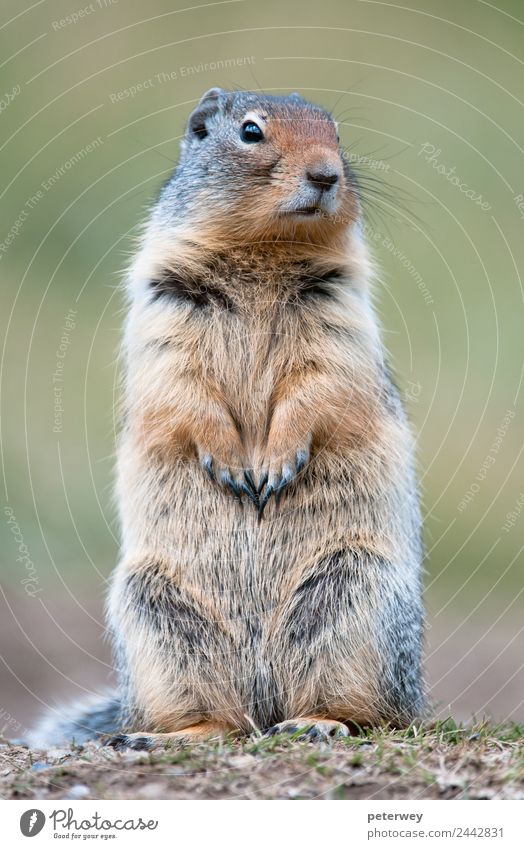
[32,88,424,748]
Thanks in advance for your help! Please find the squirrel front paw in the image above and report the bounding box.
[257,441,311,518]
[197,427,311,514]
[199,450,259,507]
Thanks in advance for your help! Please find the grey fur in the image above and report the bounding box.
[30,695,121,747]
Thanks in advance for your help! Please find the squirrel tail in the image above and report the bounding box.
[28,692,122,747]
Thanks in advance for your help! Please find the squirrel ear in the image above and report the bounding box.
[187,88,223,140]
[197,87,224,105]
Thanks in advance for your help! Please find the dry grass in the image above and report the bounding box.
[1,719,523,800]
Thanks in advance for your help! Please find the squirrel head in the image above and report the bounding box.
[162,88,359,246]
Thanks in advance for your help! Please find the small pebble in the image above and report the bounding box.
[117,750,151,765]
[139,782,166,799]
[30,762,49,772]
[66,784,91,799]
[46,748,71,761]
[229,755,255,768]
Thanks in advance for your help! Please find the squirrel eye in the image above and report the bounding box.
[240,121,264,143]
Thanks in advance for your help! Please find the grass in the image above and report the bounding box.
[1,719,523,800]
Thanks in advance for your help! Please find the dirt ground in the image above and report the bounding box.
[1,722,523,801]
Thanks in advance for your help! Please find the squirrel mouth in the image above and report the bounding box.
[285,206,321,217]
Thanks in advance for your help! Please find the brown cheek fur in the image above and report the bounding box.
[197,106,359,245]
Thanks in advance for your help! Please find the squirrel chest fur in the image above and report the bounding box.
[33,88,424,748]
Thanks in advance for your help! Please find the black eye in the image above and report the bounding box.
[241,121,264,143]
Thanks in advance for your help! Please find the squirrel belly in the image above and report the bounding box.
[33,89,424,748]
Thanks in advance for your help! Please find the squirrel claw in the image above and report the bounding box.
[105,734,155,751]
[241,479,259,508]
[243,469,256,491]
[201,453,215,482]
[104,734,128,750]
[243,470,260,507]
[265,723,298,737]
[256,471,269,495]
[295,449,308,474]
[201,453,260,506]
[219,469,242,502]
[264,718,349,742]
[276,463,295,498]
[104,734,151,751]
[257,451,309,517]
[258,484,275,520]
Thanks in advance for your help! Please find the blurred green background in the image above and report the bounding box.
[1,0,522,735]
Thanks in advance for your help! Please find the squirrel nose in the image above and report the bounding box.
[306,168,339,190]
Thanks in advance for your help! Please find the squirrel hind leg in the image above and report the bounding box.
[265,717,350,742]
[105,720,238,751]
